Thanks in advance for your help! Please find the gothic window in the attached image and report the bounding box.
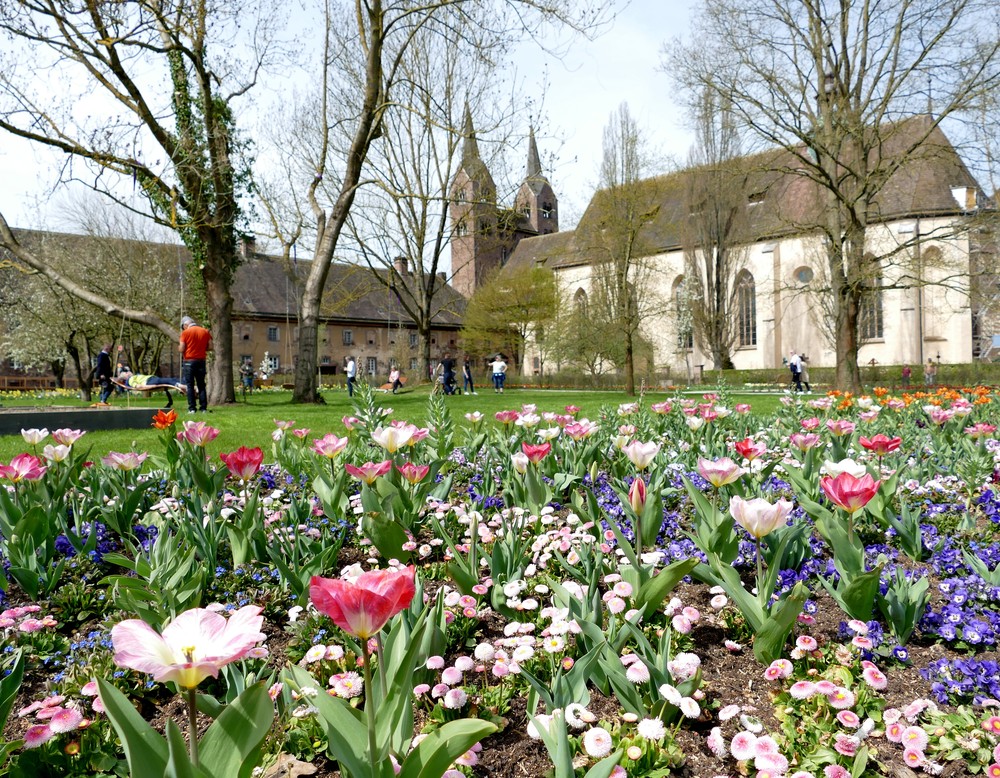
[736,270,757,347]
[574,288,589,319]
[541,202,554,218]
[673,276,693,349]
[454,220,467,237]
[859,271,884,341]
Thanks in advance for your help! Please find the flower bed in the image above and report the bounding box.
[0,384,999,777]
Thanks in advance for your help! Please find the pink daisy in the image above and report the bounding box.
[789,681,817,700]
[836,710,861,728]
[862,665,887,690]
[23,724,53,749]
[48,707,83,733]
[730,731,758,761]
[903,748,925,768]
[901,726,929,751]
[827,687,856,709]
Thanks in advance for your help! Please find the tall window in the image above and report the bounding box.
[366,357,378,375]
[409,332,418,348]
[574,288,589,319]
[736,270,757,347]
[342,330,353,346]
[859,274,884,341]
[267,326,279,342]
[673,276,693,349]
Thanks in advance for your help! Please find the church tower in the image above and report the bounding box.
[513,127,559,235]
[450,107,502,300]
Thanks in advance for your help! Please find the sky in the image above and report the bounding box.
[0,0,697,236]
[513,0,696,227]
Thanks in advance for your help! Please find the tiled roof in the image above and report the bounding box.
[508,116,984,272]
[5,229,464,328]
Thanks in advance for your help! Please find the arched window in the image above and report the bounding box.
[574,288,589,319]
[673,276,693,349]
[859,269,884,341]
[736,270,757,347]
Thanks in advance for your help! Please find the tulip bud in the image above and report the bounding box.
[629,477,646,514]
[589,460,599,483]
[511,452,528,475]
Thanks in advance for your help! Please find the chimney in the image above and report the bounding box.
[240,235,257,258]
[393,256,409,274]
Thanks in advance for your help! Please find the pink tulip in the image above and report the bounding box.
[110,605,266,689]
[697,457,745,488]
[521,442,551,464]
[629,477,646,514]
[312,434,349,458]
[342,415,362,430]
[622,440,660,470]
[800,417,821,430]
[51,428,85,446]
[734,438,767,461]
[176,420,220,447]
[966,423,997,440]
[826,419,856,436]
[273,419,296,430]
[929,407,954,425]
[820,472,881,514]
[729,495,793,539]
[310,567,416,639]
[101,451,149,472]
[564,420,598,440]
[219,446,264,480]
[651,401,672,414]
[859,434,901,456]
[396,462,430,484]
[789,432,821,451]
[345,460,392,484]
[0,454,47,482]
[495,410,520,424]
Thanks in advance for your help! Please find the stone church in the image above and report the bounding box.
[454,115,995,378]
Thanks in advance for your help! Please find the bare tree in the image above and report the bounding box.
[281,0,610,403]
[681,89,752,370]
[668,0,1000,391]
[342,13,514,380]
[578,102,661,395]
[0,0,282,403]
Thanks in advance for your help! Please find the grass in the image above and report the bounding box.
[0,383,787,460]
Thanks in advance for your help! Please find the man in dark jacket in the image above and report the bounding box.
[95,344,113,403]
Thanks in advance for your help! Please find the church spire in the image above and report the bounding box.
[461,103,481,167]
[526,126,543,180]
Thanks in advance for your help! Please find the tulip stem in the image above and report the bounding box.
[186,686,199,767]
[361,639,379,767]
[755,537,764,608]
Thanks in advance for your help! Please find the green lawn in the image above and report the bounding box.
[0,384,786,460]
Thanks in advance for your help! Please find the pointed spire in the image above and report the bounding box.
[461,103,481,167]
[526,126,543,179]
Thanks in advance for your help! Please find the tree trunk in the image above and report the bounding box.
[67,344,91,402]
[204,271,236,405]
[50,360,65,389]
[624,330,636,395]
[293,303,323,403]
[832,271,863,393]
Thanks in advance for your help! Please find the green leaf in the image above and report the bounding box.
[96,679,168,776]
[635,558,698,614]
[584,750,625,778]
[753,583,807,664]
[398,718,497,778]
[284,667,369,778]
[198,683,273,778]
[164,719,197,778]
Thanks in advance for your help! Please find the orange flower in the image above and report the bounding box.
[151,409,177,429]
[872,386,889,397]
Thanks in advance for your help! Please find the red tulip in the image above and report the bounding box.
[859,435,901,456]
[521,442,552,464]
[820,472,881,514]
[310,567,416,639]
[734,438,767,462]
[345,460,392,484]
[219,446,264,480]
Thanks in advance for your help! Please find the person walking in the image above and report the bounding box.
[95,343,113,404]
[346,356,357,397]
[901,364,912,388]
[490,354,507,393]
[925,358,937,387]
[462,358,476,395]
[179,316,211,412]
[799,354,812,393]
[788,350,803,392]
